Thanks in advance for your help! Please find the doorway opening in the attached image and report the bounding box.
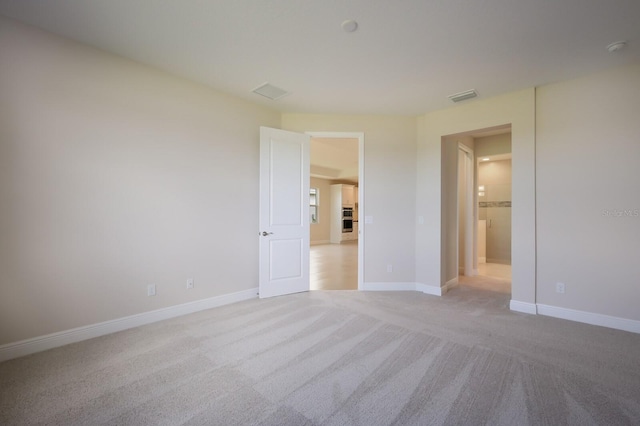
[474,134,512,293]
[307,132,364,291]
[442,125,512,295]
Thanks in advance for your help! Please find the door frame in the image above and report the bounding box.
[306,131,365,290]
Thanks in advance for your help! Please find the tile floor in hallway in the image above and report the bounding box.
[458,262,512,294]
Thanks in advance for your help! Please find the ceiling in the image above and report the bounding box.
[311,138,359,183]
[0,0,638,116]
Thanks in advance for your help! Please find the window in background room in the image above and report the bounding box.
[310,188,319,224]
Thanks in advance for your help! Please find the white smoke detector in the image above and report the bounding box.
[341,20,358,33]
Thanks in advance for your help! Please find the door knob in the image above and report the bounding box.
[261,231,273,236]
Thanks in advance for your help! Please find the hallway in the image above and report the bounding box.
[458,263,511,294]
[310,242,358,290]
[310,242,511,295]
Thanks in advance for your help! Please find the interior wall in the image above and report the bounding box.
[282,114,417,284]
[440,136,475,282]
[474,133,512,158]
[309,177,332,243]
[440,138,459,284]
[0,17,281,345]
[457,138,474,275]
[536,63,640,321]
[458,151,467,273]
[416,89,536,307]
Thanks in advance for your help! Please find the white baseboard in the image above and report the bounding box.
[310,240,331,245]
[478,257,486,263]
[537,304,640,334]
[0,287,259,362]
[416,282,444,296]
[441,278,458,295]
[7,286,637,363]
[509,300,537,315]
[361,282,418,292]
[363,282,444,296]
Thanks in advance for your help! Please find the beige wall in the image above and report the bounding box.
[0,17,280,345]
[457,138,474,274]
[309,177,332,243]
[440,137,458,283]
[478,159,512,186]
[440,134,478,279]
[474,133,511,158]
[417,89,536,306]
[536,63,640,320]
[282,114,417,284]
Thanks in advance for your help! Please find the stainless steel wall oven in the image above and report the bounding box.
[342,207,353,233]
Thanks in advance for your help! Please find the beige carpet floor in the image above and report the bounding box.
[1,287,640,425]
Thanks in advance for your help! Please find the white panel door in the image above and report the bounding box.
[259,127,310,298]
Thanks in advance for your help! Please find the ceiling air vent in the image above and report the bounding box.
[252,83,290,100]
[448,89,478,103]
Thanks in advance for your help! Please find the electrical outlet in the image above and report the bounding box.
[387,264,393,273]
[186,278,194,289]
[147,284,156,296]
[556,282,565,294]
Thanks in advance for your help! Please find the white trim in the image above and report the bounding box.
[363,282,445,296]
[310,240,331,245]
[478,257,486,263]
[0,288,259,362]
[362,282,418,292]
[416,282,444,296]
[441,278,459,295]
[359,285,640,334]
[537,304,640,334]
[509,300,537,315]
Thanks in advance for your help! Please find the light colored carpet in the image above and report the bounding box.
[1,287,640,425]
